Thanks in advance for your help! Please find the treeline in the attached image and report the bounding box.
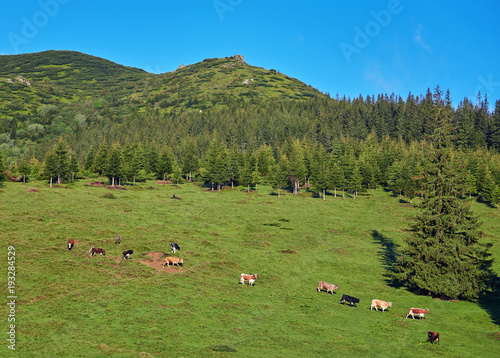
[2,80,500,167]
[3,130,500,207]
[67,88,500,159]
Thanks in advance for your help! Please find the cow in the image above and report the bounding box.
[406,308,429,319]
[115,233,121,245]
[67,238,75,250]
[123,250,134,259]
[370,299,392,312]
[340,294,360,307]
[89,247,105,256]
[240,273,258,286]
[163,256,183,267]
[317,281,339,294]
[171,242,180,254]
[427,331,439,345]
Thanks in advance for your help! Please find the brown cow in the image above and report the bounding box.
[163,256,183,267]
[427,331,439,345]
[240,274,258,285]
[89,247,105,256]
[406,308,429,319]
[67,238,75,250]
[317,281,339,294]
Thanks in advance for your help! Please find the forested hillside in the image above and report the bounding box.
[1,51,500,206]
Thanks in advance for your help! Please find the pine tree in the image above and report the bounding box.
[463,170,477,199]
[271,157,288,198]
[106,144,122,185]
[69,153,79,181]
[393,88,493,300]
[157,148,174,181]
[53,140,70,184]
[0,151,6,182]
[480,166,498,206]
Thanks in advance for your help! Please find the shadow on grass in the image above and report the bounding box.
[478,274,500,326]
[371,230,403,288]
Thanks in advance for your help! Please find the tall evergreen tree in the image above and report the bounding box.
[0,151,6,182]
[106,144,122,185]
[157,147,174,180]
[53,140,70,183]
[271,156,289,198]
[393,88,493,300]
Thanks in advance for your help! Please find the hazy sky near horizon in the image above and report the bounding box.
[2,0,499,109]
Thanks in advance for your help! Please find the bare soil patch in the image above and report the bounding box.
[141,251,184,273]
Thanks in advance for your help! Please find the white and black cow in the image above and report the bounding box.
[123,250,134,259]
[171,242,181,254]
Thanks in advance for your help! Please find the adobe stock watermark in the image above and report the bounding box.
[7,0,71,53]
[475,74,500,102]
[340,0,404,63]
[7,246,16,351]
[213,0,243,21]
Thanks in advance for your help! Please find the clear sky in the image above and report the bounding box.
[2,0,499,109]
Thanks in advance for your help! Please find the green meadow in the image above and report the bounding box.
[1,180,499,357]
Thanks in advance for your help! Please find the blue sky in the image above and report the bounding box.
[2,0,500,109]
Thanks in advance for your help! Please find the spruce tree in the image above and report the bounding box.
[0,151,6,182]
[394,89,493,300]
[53,140,70,184]
[271,158,288,198]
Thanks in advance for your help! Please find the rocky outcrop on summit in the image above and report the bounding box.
[231,54,245,63]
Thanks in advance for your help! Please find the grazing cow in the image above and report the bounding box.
[317,281,339,294]
[89,247,105,256]
[340,294,360,307]
[170,242,180,254]
[370,299,392,312]
[123,250,134,259]
[163,256,183,267]
[115,233,121,245]
[406,308,429,319]
[427,331,439,345]
[67,238,75,250]
[240,273,258,286]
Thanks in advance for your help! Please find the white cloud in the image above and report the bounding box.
[414,24,432,53]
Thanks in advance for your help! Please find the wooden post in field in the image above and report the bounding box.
[133,176,135,186]
[23,175,25,184]
[50,177,52,188]
[112,177,115,187]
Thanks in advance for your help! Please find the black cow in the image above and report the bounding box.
[123,250,134,259]
[171,242,181,254]
[340,294,360,307]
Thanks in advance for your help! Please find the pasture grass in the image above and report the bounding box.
[1,180,499,357]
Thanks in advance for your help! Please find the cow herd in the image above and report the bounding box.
[66,237,439,345]
[315,280,438,344]
[66,236,184,268]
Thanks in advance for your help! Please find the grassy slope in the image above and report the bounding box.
[0,51,324,120]
[1,181,499,357]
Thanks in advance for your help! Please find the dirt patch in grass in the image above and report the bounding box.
[141,251,184,273]
[279,249,297,254]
